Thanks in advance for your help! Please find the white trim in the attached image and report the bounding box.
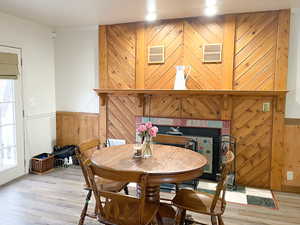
[24,112,56,120]
[292,8,300,14]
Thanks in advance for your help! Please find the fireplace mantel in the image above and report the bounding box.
[94,89,287,96]
[94,89,287,109]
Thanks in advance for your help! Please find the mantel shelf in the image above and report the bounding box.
[94,89,287,107]
[94,89,287,96]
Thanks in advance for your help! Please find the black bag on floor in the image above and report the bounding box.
[52,145,79,167]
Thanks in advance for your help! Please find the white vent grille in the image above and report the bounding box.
[148,45,165,64]
[203,43,222,63]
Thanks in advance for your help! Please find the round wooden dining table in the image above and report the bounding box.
[91,144,207,203]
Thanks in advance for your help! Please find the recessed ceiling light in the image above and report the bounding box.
[206,0,217,7]
[204,7,217,17]
[146,12,157,22]
[147,0,156,13]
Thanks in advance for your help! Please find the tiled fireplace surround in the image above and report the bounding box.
[136,116,231,136]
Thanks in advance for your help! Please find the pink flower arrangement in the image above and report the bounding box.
[149,126,158,137]
[137,122,158,139]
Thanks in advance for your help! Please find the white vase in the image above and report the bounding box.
[174,65,191,90]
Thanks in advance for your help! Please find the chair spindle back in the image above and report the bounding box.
[85,160,149,225]
[75,139,101,188]
[210,150,234,213]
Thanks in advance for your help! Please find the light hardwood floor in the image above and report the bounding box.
[0,167,299,225]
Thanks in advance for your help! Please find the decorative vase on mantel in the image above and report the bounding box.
[142,135,153,158]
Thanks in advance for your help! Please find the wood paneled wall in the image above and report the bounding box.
[145,20,184,89]
[234,12,278,90]
[231,97,273,188]
[99,10,290,91]
[184,17,224,89]
[107,96,137,143]
[282,119,300,192]
[56,112,99,146]
[97,10,290,190]
[107,24,136,89]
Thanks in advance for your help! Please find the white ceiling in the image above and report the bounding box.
[0,0,299,28]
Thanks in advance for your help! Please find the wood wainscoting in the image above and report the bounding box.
[56,111,99,146]
[282,119,300,192]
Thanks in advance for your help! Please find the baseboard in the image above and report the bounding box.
[0,173,28,187]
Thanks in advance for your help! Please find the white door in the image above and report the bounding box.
[0,46,25,185]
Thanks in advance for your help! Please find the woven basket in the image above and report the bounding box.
[31,153,54,175]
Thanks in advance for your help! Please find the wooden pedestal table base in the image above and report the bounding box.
[137,184,161,203]
[137,184,176,224]
[91,144,207,224]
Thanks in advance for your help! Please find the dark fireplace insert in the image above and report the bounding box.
[154,125,221,181]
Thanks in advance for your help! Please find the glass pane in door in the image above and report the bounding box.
[0,79,17,171]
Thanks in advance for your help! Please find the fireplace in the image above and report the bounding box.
[136,117,230,181]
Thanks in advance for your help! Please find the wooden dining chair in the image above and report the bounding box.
[85,160,160,225]
[172,151,235,225]
[75,139,129,225]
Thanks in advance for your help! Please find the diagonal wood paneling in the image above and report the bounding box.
[107,24,136,89]
[182,96,222,119]
[145,96,181,118]
[234,12,279,90]
[231,97,273,188]
[184,17,224,89]
[98,10,290,190]
[107,96,137,143]
[145,20,184,89]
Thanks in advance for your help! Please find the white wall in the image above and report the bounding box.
[286,8,300,118]
[0,12,56,169]
[55,27,99,113]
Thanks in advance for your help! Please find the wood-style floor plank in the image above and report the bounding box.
[0,167,299,225]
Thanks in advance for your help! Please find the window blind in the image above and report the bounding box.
[0,52,19,79]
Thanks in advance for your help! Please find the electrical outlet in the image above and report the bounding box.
[262,102,271,112]
[287,171,294,181]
